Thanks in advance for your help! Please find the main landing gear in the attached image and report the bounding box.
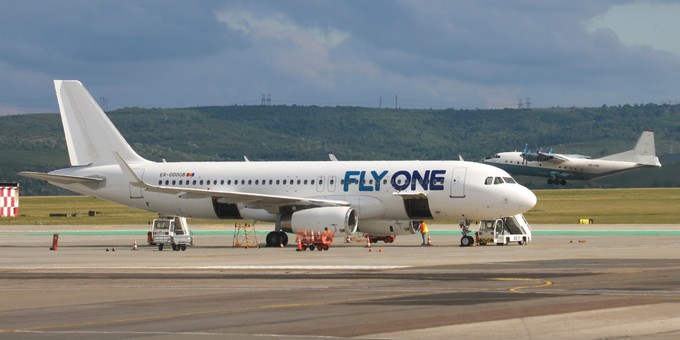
[547,178,566,185]
[265,231,289,247]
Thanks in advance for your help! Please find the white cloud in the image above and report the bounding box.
[216,7,348,48]
[588,2,680,56]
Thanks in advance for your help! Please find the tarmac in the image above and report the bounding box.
[1,223,679,339]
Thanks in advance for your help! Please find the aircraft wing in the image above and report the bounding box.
[536,152,570,163]
[18,171,104,185]
[113,153,350,213]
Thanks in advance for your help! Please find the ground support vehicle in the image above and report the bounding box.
[473,213,532,246]
[366,234,396,243]
[295,230,335,251]
[151,216,193,251]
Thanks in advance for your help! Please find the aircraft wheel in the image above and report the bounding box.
[266,232,280,247]
[279,232,289,247]
[460,236,471,247]
[467,236,475,246]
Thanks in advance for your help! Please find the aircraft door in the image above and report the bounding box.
[316,176,325,192]
[129,168,145,199]
[449,167,466,198]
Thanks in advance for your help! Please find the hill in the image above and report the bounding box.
[2,104,679,195]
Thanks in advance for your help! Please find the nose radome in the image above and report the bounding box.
[519,187,537,212]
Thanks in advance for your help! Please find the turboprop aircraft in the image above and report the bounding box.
[481,131,661,185]
[20,80,537,247]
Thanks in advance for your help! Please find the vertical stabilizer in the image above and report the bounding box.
[600,130,661,167]
[54,80,147,166]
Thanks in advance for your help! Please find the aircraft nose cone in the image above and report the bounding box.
[518,187,537,212]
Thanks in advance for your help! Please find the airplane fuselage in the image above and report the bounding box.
[51,159,535,223]
[482,152,647,181]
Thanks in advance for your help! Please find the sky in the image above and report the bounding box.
[2,0,680,115]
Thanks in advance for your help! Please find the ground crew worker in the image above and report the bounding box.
[419,221,429,245]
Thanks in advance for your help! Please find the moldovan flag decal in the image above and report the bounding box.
[0,183,19,217]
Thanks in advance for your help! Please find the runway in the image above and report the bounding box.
[1,224,679,339]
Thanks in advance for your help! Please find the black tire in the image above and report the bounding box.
[467,236,475,246]
[309,245,315,251]
[461,237,470,246]
[158,244,164,251]
[181,245,186,251]
[279,232,289,247]
[266,232,280,247]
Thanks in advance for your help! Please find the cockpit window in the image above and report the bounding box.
[503,177,517,184]
[493,177,505,184]
[485,177,493,185]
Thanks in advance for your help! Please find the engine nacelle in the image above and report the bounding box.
[279,206,358,235]
[358,220,418,236]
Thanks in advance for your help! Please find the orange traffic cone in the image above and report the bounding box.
[132,240,138,251]
[427,234,432,246]
[296,238,303,251]
[365,236,371,248]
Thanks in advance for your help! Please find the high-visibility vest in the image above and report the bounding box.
[420,223,428,234]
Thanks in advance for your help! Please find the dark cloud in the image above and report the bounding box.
[2,1,680,114]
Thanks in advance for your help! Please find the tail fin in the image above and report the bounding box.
[600,130,661,167]
[54,80,147,166]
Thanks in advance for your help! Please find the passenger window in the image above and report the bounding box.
[283,180,287,185]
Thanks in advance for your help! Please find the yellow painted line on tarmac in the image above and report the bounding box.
[495,278,553,293]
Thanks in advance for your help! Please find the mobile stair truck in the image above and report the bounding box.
[151,216,193,251]
[470,213,532,246]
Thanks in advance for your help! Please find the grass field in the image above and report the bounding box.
[1,188,678,225]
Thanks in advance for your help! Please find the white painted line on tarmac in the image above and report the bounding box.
[0,265,410,270]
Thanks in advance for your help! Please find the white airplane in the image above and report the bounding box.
[20,80,536,247]
[481,131,661,185]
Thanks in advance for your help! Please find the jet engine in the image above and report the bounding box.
[279,206,358,235]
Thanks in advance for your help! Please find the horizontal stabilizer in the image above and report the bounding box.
[18,171,104,185]
[600,130,661,167]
